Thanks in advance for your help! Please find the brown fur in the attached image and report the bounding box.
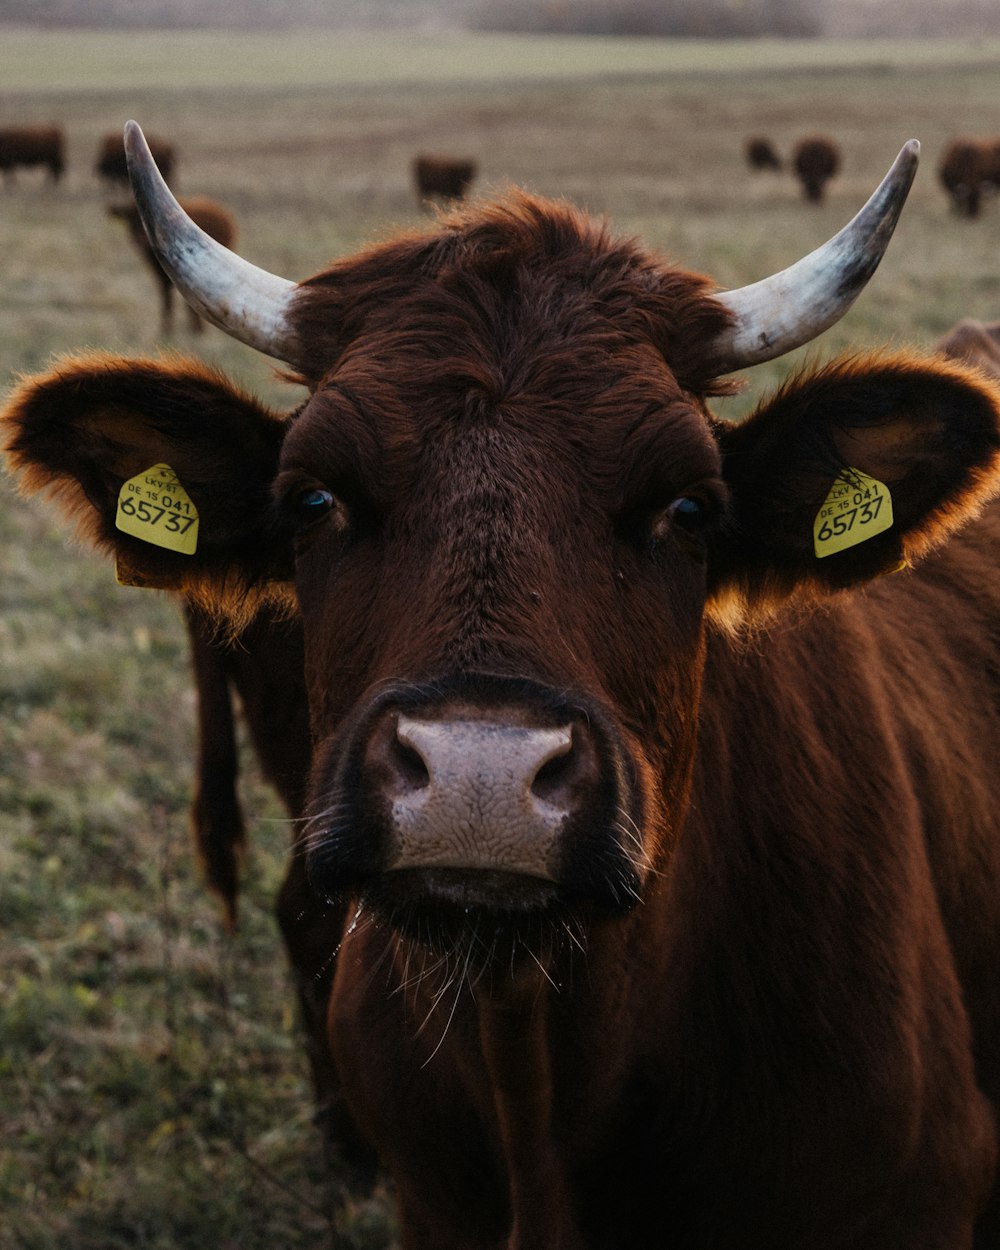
[96,131,175,186]
[792,134,841,204]
[413,153,477,206]
[938,138,1000,219]
[0,125,64,184]
[5,190,1000,1248]
[938,319,1000,379]
[108,197,236,334]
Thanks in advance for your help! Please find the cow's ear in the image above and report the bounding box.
[709,351,1000,622]
[2,352,292,616]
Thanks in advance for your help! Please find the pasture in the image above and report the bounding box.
[4,28,1000,1249]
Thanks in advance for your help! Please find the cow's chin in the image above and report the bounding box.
[360,867,572,969]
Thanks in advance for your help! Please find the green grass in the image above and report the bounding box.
[4,28,1000,1249]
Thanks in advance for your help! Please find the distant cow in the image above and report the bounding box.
[413,154,477,206]
[938,318,1000,379]
[108,196,236,333]
[97,131,175,186]
[792,134,841,203]
[745,136,782,171]
[9,127,1000,1247]
[0,125,64,185]
[938,138,1000,219]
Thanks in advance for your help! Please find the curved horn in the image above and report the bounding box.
[710,140,920,374]
[124,120,300,362]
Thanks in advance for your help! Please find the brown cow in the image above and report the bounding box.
[96,131,175,186]
[938,318,1000,378]
[180,602,373,1178]
[5,127,1000,1247]
[745,135,782,171]
[792,134,841,203]
[413,153,477,206]
[0,125,64,185]
[108,197,236,334]
[938,138,1000,219]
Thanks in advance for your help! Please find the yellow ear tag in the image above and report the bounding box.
[813,468,893,559]
[115,463,199,555]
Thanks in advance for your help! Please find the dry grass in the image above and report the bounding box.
[4,30,1000,1249]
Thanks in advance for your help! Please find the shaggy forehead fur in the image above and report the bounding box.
[289,189,736,400]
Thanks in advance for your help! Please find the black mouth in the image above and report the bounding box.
[360,868,581,970]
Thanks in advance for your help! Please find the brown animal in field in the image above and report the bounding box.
[108,197,236,334]
[792,134,841,203]
[96,131,175,186]
[8,126,1000,1248]
[938,138,1000,218]
[745,135,782,171]
[180,602,371,1175]
[181,603,309,927]
[0,125,65,185]
[937,318,1000,378]
[413,153,477,205]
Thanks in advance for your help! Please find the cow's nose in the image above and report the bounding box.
[365,712,597,879]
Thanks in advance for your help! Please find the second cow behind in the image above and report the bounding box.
[109,197,236,335]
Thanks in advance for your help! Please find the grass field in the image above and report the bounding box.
[4,28,1000,1250]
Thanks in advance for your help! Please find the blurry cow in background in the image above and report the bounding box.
[0,125,65,185]
[97,131,176,187]
[938,138,1000,219]
[745,135,782,171]
[792,134,841,203]
[938,319,1000,379]
[413,153,477,207]
[108,196,236,334]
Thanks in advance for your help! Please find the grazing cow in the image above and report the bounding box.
[96,131,175,186]
[413,153,477,205]
[938,138,1000,219]
[745,135,782,171]
[108,196,236,333]
[938,318,1000,379]
[792,134,841,203]
[0,125,64,185]
[6,125,1000,1248]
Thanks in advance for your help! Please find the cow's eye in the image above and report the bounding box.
[648,494,716,552]
[295,487,335,522]
[668,496,710,532]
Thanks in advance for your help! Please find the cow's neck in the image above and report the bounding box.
[476,970,581,1250]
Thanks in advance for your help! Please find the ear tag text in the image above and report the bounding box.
[116,463,199,555]
[813,468,893,558]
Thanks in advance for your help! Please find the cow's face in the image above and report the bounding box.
[8,132,1000,961]
[277,258,730,936]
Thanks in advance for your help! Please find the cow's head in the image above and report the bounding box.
[6,126,1000,964]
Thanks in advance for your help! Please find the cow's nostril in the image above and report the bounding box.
[391,728,431,791]
[530,737,575,802]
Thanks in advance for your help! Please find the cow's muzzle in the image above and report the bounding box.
[306,674,644,923]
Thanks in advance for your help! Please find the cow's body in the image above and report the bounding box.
[109,198,235,334]
[96,132,175,186]
[5,129,1000,1247]
[939,138,1000,218]
[0,125,64,184]
[939,319,1000,379]
[793,135,841,203]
